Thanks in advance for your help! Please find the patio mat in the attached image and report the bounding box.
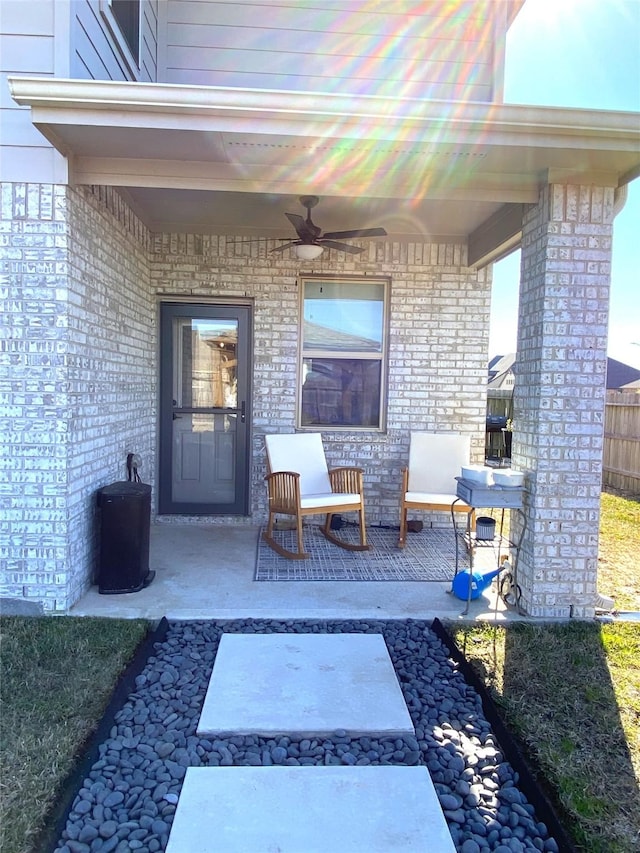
[254,524,472,582]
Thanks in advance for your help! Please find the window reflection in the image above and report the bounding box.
[300,277,388,429]
[176,320,238,409]
[303,280,384,353]
[301,358,381,427]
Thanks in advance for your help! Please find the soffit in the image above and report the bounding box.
[9,77,640,242]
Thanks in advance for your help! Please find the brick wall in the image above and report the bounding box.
[149,235,491,527]
[65,186,155,607]
[1,183,71,610]
[1,183,154,610]
[514,183,613,618]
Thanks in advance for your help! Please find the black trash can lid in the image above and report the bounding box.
[98,481,151,498]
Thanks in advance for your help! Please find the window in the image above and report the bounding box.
[299,277,388,430]
[111,0,140,64]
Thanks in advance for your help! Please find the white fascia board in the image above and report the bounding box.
[8,76,640,148]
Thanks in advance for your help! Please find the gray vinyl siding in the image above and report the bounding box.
[0,0,158,183]
[71,0,158,82]
[162,0,499,100]
[0,0,64,182]
[141,0,158,81]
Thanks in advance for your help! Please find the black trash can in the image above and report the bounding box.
[97,481,153,594]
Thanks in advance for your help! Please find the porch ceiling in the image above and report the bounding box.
[9,77,640,258]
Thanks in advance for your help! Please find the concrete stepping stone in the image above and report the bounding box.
[197,632,414,737]
[165,766,456,852]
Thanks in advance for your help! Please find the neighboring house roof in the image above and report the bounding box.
[488,354,640,391]
[488,354,503,376]
[303,320,380,352]
[606,357,640,390]
[488,353,516,389]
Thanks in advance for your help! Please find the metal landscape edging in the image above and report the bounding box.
[40,617,171,853]
[432,617,578,853]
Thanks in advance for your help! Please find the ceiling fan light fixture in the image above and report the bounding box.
[294,243,324,261]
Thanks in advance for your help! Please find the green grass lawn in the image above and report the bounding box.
[448,620,640,853]
[0,617,149,853]
[597,489,640,612]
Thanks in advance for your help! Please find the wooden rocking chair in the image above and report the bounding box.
[398,432,475,547]
[263,432,370,560]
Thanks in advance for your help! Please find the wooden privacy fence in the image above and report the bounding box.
[603,390,640,494]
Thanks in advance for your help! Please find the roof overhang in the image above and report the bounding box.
[9,77,640,266]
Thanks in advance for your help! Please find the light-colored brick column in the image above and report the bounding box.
[513,183,614,618]
[0,182,71,610]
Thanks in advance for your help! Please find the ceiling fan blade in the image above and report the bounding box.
[321,227,387,240]
[285,212,316,242]
[320,240,364,254]
[227,237,288,245]
[270,241,299,253]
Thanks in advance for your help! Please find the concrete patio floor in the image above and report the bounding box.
[69,522,523,622]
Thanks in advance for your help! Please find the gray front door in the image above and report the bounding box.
[159,302,252,515]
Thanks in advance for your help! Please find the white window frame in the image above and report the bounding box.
[100,0,141,78]
[297,275,390,432]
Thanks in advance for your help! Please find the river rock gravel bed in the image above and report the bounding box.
[55,619,560,853]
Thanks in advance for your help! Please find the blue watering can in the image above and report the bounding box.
[451,566,503,601]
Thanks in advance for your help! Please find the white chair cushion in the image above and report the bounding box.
[301,493,362,510]
[405,491,469,507]
[265,433,332,496]
[407,433,471,494]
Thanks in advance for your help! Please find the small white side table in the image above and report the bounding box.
[451,478,526,615]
